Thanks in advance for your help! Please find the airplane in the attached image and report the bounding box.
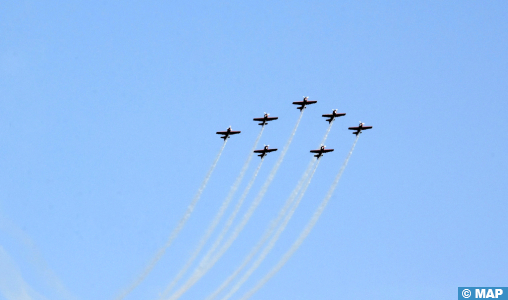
[322,109,346,124]
[253,145,278,159]
[216,126,241,140]
[292,96,317,111]
[310,145,334,158]
[253,113,278,126]
[348,122,373,136]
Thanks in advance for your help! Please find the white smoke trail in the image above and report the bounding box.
[116,140,227,300]
[319,122,333,146]
[239,136,360,300]
[167,111,304,300]
[205,158,316,300]
[194,158,265,291]
[207,123,332,300]
[0,212,77,300]
[221,159,321,300]
[0,245,49,300]
[159,128,265,297]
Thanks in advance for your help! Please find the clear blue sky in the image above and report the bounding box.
[1,1,507,300]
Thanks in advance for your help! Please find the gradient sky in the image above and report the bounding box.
[1,1,507,300]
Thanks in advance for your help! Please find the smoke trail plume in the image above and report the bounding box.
[160,128,265,296]
[205,158,316,300]
[194,158,264,288]
[221,159,321,300]
[0,212,77,300]
[167,111,304,300]
[0,246,49,300]
[320,122,333,146]
[239,136,360,300]
[116,141,227,300]
[207,122,333,300]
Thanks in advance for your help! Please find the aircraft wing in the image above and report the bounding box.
[322,114,333,117]
[323,149,334,153]
[216,131,227,134]
[254,148,277,153]
[229,131,241,135]
[293,101,317,105]
[349,126,372,130]
[309,150,321,153]
[266,117,278,121]
[253,118,264,121]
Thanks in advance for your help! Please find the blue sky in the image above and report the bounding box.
[1,1,507,300]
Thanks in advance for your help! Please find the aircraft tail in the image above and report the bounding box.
[258,123,266,126]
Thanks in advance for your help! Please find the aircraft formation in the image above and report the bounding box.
[118,96,372,300]
[216,96,372,159]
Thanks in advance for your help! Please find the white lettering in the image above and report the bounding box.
[477,289,486,298]
[495,289,503,298]
[486,289,495,298]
